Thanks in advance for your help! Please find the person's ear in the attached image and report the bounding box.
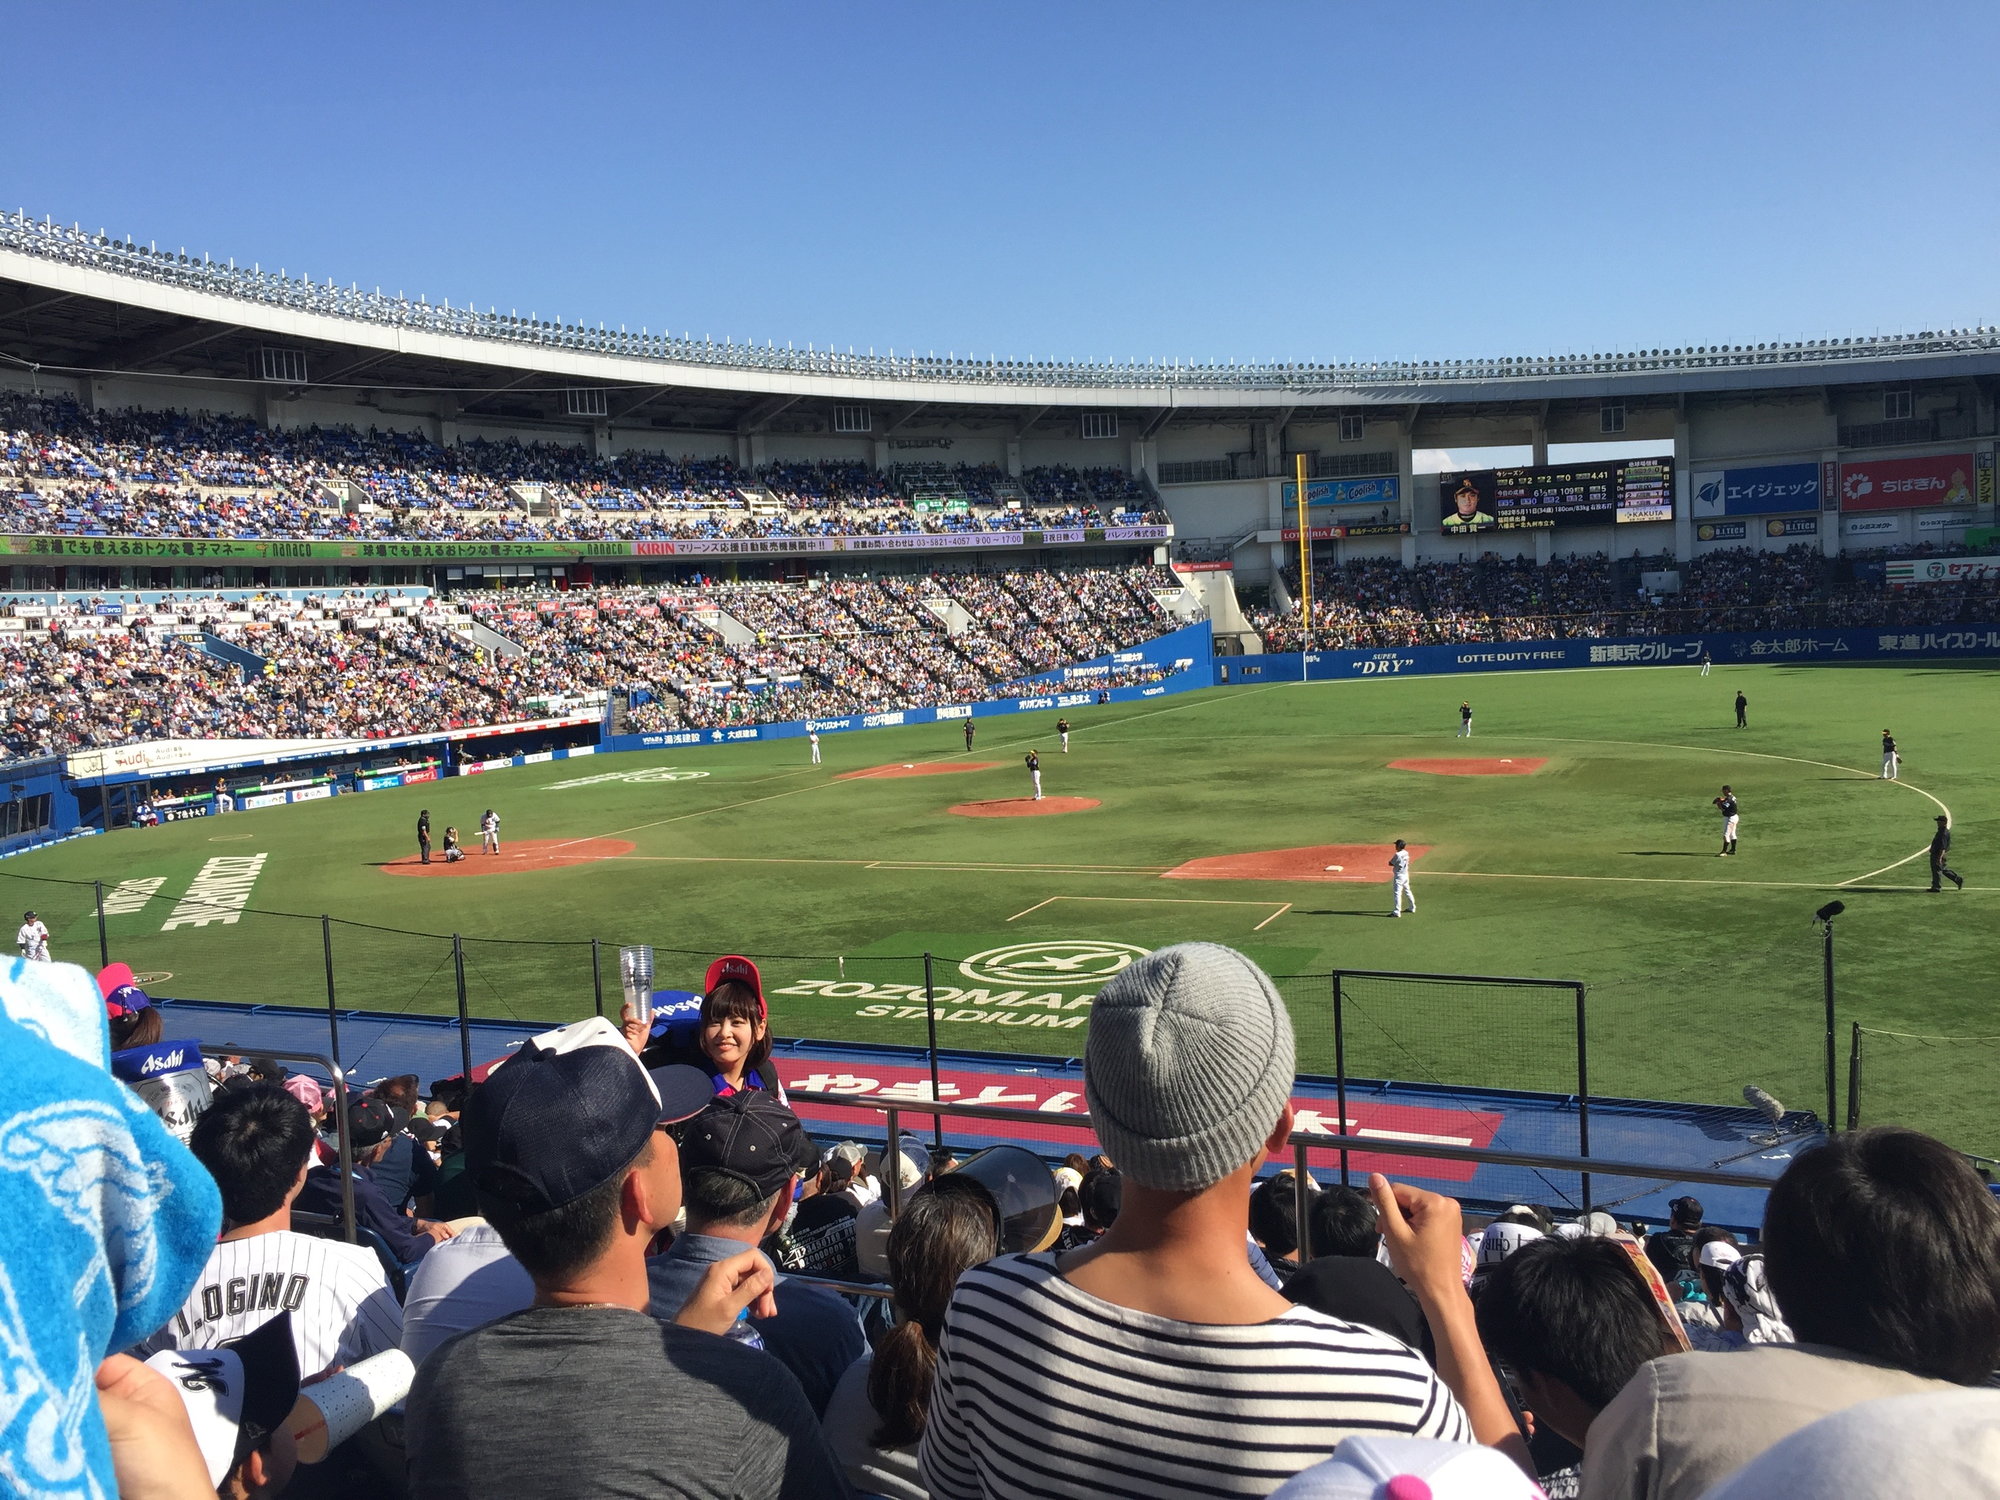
[1263,1101,1295,1155]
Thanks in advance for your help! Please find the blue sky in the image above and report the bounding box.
[9,3,1998,366]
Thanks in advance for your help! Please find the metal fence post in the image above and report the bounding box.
[1846,1022,1863,1132]
[1332,972,1350,1188]
[453,934,473,1085]
[590,938,605,1018]
[1293,1140,1314,1262]
[923,952,943,1153]
[322,916,340,1069]
[94,880,108,970]
[1575,983,1592,1211]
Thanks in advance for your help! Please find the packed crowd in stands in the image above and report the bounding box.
[0,565,1183,757]
[38,940,2000,1498]
[0,394,1170,542]
[1252,544,2000,650]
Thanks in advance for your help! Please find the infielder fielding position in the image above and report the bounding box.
[1880,730,1899,780]
[1713,786,1739,856]
[1390,840,1415,916]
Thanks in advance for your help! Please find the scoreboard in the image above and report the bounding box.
[1440,456,1675,531]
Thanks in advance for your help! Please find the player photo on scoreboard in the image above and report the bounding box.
[1440,472,1499,532]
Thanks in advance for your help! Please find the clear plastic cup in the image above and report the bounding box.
[619,944,655,1029]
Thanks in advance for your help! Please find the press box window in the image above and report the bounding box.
[1599,400,1626,435]
[257,347,308,384]
[564,388,610,418]
[1080,412,1118,440]
[1883,389,1913,421]
[833,406,871,433]
[1339,414,1365,443]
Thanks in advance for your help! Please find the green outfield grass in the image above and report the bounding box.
[15,662,1997,1153]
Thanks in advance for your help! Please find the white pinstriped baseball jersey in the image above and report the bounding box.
[135,1229,403,1376]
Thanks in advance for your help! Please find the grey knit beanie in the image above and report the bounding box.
[1084,942,1296,1191]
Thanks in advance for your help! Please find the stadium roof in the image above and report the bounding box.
[6,210,2000,432]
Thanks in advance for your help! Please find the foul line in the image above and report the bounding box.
[604,854,1166,876]
[1007,894,1292,927]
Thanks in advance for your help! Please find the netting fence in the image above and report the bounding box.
[1847,1024,2000,1161]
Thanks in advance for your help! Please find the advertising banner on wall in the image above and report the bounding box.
[1843,515,1903,538]
[1837,453,1976,512]
[1695,522,1748,541]
[1692,462,1821,517]
[1885,556,2000,585]
[1280,476,1401,508]
[1438,457,1674,531]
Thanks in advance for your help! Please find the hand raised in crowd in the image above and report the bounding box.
[671,1245,779,1336]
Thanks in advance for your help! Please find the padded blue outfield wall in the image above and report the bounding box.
[1229,623,2000,684]
[602,620,1217,752]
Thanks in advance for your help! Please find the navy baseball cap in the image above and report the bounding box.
[348,1098,404,1149]
[467,1017,712,1216]
[679,1089,817,1200]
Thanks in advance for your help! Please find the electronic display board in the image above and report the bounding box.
[1439,456,1675,531]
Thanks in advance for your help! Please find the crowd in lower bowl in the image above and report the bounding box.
[30,941,2000,1498]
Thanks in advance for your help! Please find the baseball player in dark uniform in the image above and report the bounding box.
[1025,749,1043,801]
[1713,786,1739,856]
[1734,691,1747,728]
[1057,717,1072,753]
[1930,815,1963,891]
[417,809,432,865]
[1880,730,1899,780]
[964,719,976,752]
[1458,701,1473,738]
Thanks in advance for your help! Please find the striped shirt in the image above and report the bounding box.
[136,1229,403,1377]
[919,1253,1470,1499]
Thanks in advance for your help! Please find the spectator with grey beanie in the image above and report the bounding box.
[920,942,1528,1499]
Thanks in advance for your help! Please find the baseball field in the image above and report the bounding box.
[11,661,1996,1154]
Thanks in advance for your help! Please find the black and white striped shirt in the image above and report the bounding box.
[918,1253,1470,1499]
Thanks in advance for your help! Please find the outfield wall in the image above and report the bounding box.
[1231,624,2000,684]
[600,620,1218,752]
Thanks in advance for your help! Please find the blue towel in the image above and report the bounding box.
[0,959,220,1498]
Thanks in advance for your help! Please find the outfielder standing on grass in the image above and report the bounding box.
[808,725,821,765]
[1458,700,1473,738]
[1390,839,1415,916]
[1881,730,1899,780]
[1057,716,1072,753]
[1734,691,1747,728]
[1025,749,1043,801]
[964,718,975,752]
[15,909,48,962]
[1699,649,1712,677]
[1714,786,1739,856]
[1931,815,1964,892]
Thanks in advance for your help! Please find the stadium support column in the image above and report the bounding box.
[1821,446,1841,560]
[1674,413,1694,562]
[1399,431,1417,569]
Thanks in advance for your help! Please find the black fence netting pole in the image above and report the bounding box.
[94,881,108,970]
[591,938,604,1019]
[452,934,472,1084]
[1332,972,1350,1188]
[322,915,340,1070]
[1575,983,1592,1210]
[1846,1022,1864,1132]
[924,952,943,1154]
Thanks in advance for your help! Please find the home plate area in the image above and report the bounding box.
[1164,844,1430,883]
[381,838,636,875]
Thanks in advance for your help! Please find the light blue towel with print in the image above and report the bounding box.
[0,956,221,1500]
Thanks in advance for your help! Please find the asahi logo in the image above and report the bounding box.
[958,941,1150,988]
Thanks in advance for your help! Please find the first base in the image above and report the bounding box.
[1324,864,1344,871]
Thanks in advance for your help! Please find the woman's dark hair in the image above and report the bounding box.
[1475,1236,1673,1413]
[1248,1175,1300,1259]
[109,1007,163,1050]
[1309,1185,1381,1259]
[868,1179,1001,1449]
[702,980,771,1082]
[373,1074,420,1112]
[1762,1126,2000,1383]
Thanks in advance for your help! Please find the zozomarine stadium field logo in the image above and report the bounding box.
[542,767,711,790]
[958,940,1150,987]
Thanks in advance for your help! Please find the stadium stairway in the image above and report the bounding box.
[195,631,266,681]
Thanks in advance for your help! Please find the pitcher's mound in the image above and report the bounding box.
[1389,758,1546,776]
[382,838,636,876]
[838,761,1001,780]
[1165,844,1430,883]
[950,797,1101,818]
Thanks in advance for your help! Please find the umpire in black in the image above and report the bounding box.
[417,808,433,865]
[1931,814,1964,892]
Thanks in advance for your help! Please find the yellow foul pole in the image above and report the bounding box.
[1295,452,1312,641]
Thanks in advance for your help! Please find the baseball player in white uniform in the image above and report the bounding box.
[138,1084,402,1377]
[480,808,500,855]
[809,726,821,765]
[1390,839,1415,916]
[15,910,49,962]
